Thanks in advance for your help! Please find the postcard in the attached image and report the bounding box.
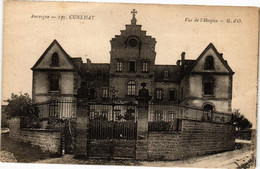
[1,1,259,168]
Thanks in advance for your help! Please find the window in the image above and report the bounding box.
[203,76,214,95]
[114,105,123,121]
[155,89,163,100]
[102,89,108,98]
[204,56,214,70]
[116,61,122,72]
[142,61,148,72]
[129,61,136,72]
[90,88,95,99]
[128,38,138,47]
[49,100,58,117]
[101,109,108,120]
[49,74,59,91]
[164,70,169,78]
[154,111,163,121]
[176,119,182,132]
[89,109,96,120]
[169,90,176,101]
[125,106,135,120]
[167,112,175,122]
[51,52,59,66]
[127,80,136,96]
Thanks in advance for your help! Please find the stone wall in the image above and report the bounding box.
[9,116,235,159]
[148,119,235,160]
[9,117,61,154]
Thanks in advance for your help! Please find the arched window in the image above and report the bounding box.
[51,52,59,66]
[203,76,214,95]
[127,80,136,96]
[204,55,214,70]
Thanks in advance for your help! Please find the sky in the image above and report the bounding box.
[2,1,259,127]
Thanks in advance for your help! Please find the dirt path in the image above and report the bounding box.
[141,148,254,168]
[34,146,254,168]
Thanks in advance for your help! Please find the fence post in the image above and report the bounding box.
[74,82,89,157]
[135,82,152,160]
[9,117,21,140]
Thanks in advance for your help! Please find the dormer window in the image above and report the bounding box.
[204,56,214,70]
[164,70,169,78]
[51,52,59,66]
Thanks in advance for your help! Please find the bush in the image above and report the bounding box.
[4,92,36,118]
[4,93,40,128]
[230,109,252,130]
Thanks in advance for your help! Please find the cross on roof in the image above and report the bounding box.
[131,9,137,25]
[131,9,137,17]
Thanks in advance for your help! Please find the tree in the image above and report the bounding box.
[4,92,33,117]
[230,109,252,130]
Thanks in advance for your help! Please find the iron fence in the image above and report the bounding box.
[34,99,77,119]
[88,103,137,141]
[148,103,232,132]
[148,103,231,123]
[89,103,137,122]
[20,99,76,129]
[89,120,136,140]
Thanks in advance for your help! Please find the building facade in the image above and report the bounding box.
[31,10,234,114]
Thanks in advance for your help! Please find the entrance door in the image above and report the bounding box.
[203,104,214,121]
[87,104,137,159]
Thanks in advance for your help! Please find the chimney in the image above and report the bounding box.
[87,58,91,64]
[181,52,185,65]
[219,53,223,57]
[176,60,181,66]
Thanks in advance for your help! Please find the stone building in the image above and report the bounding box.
[31,10,234,114]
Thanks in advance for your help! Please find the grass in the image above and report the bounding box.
[1,133,52,162]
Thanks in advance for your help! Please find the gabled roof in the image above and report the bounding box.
[31,39,85,78]
[186,43,234,74]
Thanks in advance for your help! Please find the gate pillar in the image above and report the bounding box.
[135,82,152,160]
[74,82,89,157]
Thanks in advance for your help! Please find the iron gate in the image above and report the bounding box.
[87,103,137,158]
